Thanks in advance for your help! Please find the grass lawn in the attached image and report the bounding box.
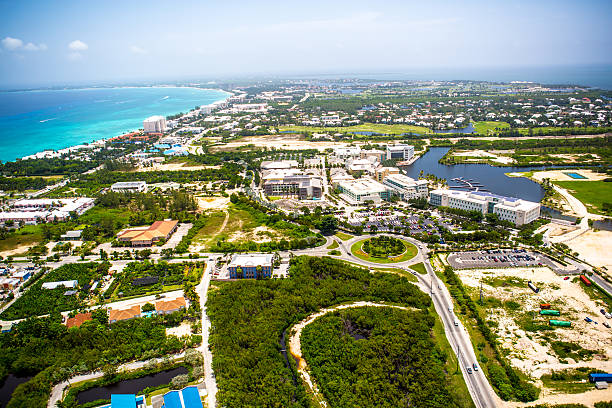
[335,231,353,241]
[472,121,510,135]
[409,262,428,275]
[0,224,43,253]
[192,211,227,244]
[327,240,339,250]
[279,123,432,135]
[553,180,612,215]
[350,238,418,264]
[372,267,418,283]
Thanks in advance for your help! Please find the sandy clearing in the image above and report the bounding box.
[0,243,37,257]
[197,196,230,211]
[211,134,364,152]
[568,230,612,273]
[453,149,515,164]
[503,388,612,408]
[531,169,608,182]
[166,321,192,338]
[455,267,612,379]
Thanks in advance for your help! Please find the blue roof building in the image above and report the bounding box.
[162,386,203,408]
[100,394,145,408]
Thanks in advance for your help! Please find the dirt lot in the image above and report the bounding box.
[211,134,354,151]
[455,267,612,379]
[569,230,612,273]
[531,169,608,182]
[138,162,221,171]
[196,196,230,211]
[452,149,515,164]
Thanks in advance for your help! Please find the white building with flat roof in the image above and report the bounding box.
[143,115,167,133]
[337,178,389,204]
[1,198,95,224]
[383,174,428,200]
[111,181,147,193]
[42,280,78,290]
[429,189,540,225]
[386,144,414,160]
[334,146,361,159]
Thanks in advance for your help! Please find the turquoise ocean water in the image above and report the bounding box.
[0,87,229,162]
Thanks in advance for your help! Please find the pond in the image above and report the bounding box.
[76,366,188,405]
[0,374,32,408]
[402,147,565,202]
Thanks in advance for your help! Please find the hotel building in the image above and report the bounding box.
[143,115,167,133]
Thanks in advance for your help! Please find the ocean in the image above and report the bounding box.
[0,87,230,163]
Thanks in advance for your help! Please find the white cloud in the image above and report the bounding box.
[23,42,48,51]
[68,40,88,51]
[130,45,147,55]
[2,37,24,50]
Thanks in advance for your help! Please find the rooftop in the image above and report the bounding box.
[229,253,273,267]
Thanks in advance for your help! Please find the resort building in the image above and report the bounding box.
[429,189,540,226]
[383,174,429,200]
[143,115,167,133]
[111,181,147,193]
[228,253,273,279]
[109,305,141,323]
[337,178,390,204]
[117,220,179,247]
[155,297,187,315]
[386,144,414,160]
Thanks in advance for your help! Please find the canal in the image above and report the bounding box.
[0,374,32,408]
[76,366,188,405]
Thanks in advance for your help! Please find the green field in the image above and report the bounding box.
[327,240,339,250]
[409,262,428,275]
[279,123,432,135]
[0,224,43,254]
[350,238,418,264]
[472,121,511,135]
[553,180,612,215]
[335,232,353,241]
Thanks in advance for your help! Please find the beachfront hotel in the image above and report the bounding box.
[429,189,540,226]
[143,115,167,133]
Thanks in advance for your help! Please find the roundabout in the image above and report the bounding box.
[350,235,418,264]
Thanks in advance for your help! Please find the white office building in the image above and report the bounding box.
[334,146,361,159]
[386,144,414,160]
[383,174,428,200]
[143,115,167,133]
[337,178,390,204]
[111,181,147,193]
[429,189,540,226]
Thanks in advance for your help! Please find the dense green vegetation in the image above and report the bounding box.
[0,263,109,320]
[0,176,58,192]
[439,265,539,402]
[351,237,417,263]
[301,307,461,408]
[207,256,431,408]
[279,123,432,135]
[1,311,194,408]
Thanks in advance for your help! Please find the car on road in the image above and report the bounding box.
[467,367,473,374]
[454,319,459,327]
[473,363,478,371]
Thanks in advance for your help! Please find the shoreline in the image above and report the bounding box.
[10,86,232,162]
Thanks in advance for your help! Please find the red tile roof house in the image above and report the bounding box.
[66,312,92,328]
[109,305,141,323]
[155,297,187,315]
[117,220,178,247]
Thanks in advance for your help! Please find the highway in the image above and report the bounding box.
[332,234,500,408]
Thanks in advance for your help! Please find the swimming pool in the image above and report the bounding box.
[564,172,587,179]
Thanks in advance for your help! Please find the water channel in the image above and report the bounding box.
[76,366,188,405]
[0,374,32,408]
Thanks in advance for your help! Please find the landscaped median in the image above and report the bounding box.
[350,235,418,264]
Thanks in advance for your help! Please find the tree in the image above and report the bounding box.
[142,303,155,313]
[318,215,338,235]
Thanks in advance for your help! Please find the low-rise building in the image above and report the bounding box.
[60,230,83,241]
[66,312,92,328]
[374,166,400,182]
[429,189,540,225]
[0,198,95,224]
[382,174,429,200]
[111,181,147,193]
[42,280,78,290]
[333,146,361,160]
[117,220,178,247]
[109,305,141,323]
[263,175,322,199]
[260,160,299,170]
[228,253,273,279]
[155,297,187,315]
[360,149,386,163]
[337,178,389,204]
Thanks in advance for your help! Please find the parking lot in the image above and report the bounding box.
[345,210,455,236]
[447,249,560,270]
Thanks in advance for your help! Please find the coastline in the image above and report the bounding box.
[6,86,232,162]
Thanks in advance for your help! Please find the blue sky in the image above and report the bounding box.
[1,0,611,87]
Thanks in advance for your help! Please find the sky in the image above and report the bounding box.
[1,0,611,87]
